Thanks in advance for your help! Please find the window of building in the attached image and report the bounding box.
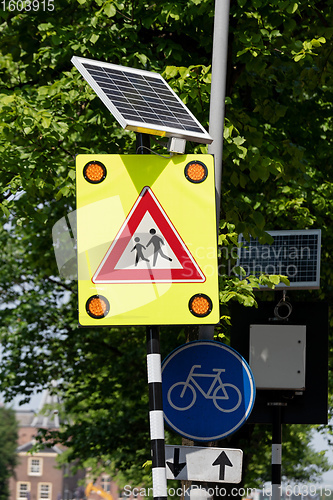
[101,476,111,492]
[17,482,31,499]
[28,457,43,476]
[38,483,52,500]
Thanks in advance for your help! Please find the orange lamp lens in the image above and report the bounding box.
[86,295,110,319]
[83,161,107,183]
[189,294,212,317]
[185,161,208,183]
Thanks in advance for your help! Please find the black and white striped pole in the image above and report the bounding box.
[147,326,168,500]
[271,403,283,500]
[136,133,167,500]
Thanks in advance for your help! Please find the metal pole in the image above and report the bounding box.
[136,133,167,500]
[196,4,231,498]
[271,405,282,500]
[147,326,168,500]
[199,0,230,341]
[136,132,151,155]
[208,0,230,217]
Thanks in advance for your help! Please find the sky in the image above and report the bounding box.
[312,430,333,487]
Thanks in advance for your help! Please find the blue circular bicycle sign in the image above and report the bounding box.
[162,341,256,441]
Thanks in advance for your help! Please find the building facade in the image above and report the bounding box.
[9,391,139,500]
[9,391,85,500]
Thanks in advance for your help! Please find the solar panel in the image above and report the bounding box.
[237,229,321,290]
[71,56,213,145]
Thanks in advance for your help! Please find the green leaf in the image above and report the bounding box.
[164,66,178,78]
[90,33,100,44]
[0,94,15,105]
[0,204,10,218]
[286,3,298,14]
[104,2,116,17]
[142,460,152,469]
[311,37,326,47]
[252,211,265,229]
[230,171,239,186]
[38,22,53,31]
[233,135,246,146]
[135,53,148,65]
[268,275,280,284]
[279,276,290,286]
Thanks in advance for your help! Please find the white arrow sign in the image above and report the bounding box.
[165,445,243,484]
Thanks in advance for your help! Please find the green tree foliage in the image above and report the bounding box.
[0,406,18,499]
[0,0,332,490]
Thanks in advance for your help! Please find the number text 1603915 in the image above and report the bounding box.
[1,0,54,11]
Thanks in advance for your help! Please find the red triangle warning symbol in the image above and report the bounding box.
[92,187,205,283]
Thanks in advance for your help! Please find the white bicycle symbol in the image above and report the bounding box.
[167,364,242,413]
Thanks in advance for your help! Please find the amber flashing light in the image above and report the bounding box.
[83,161,107,184]
[189,294,212,317]
[86,295,110,319]
[184,161,208,183]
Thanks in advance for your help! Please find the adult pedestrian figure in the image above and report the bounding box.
[131,237,149,266]
[146,228,172,266]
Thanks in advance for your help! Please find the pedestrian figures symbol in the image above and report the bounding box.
[92,186,206,284]
[132,228,173,267]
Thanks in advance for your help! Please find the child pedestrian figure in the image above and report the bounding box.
[131,237,149,266]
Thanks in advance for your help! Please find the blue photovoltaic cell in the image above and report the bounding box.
[237,230,321,289]
[71,57,212,144]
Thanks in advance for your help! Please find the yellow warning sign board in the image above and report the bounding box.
[76,154,219,326]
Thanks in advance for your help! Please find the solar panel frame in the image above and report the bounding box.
[71,56,213,144]
[237,229,321,290]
